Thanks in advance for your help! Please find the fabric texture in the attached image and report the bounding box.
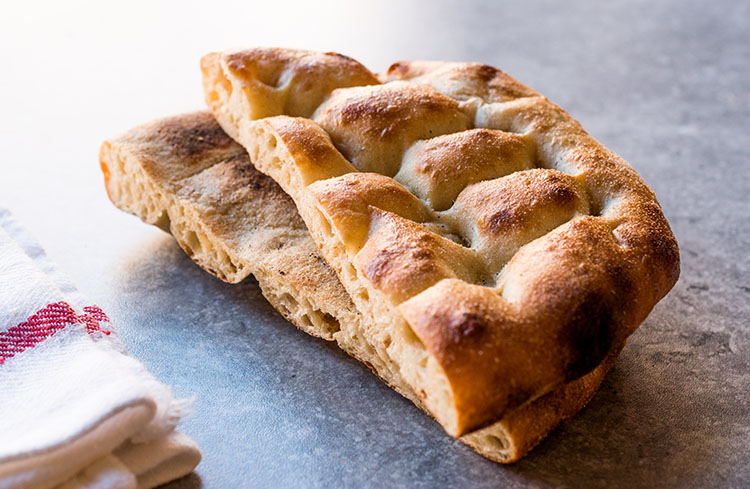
[0,208,201,489]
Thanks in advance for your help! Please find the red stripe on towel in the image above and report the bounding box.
[0,301,110,364]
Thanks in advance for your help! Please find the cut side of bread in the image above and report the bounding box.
[99,111,349,340]
[101,111,624,462]
[201,48,679,437]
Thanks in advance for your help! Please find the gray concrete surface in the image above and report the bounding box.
[1,0,748,487]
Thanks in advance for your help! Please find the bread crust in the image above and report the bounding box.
[101,111,662,462]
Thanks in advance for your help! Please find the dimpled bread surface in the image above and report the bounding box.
[100,112,627,462]
[201,48,679,439]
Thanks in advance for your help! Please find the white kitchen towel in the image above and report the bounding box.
[0,208,201,489]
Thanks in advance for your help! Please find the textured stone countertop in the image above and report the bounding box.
[1,1,748,487]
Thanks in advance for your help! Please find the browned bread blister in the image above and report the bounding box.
[201,47,679,440]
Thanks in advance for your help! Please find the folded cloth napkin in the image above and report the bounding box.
[0,208,201,489]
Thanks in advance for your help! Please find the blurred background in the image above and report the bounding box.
[2,0,748,267]
[1,1,748,488]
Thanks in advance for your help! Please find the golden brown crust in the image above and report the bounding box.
[445,169,589,273]
[395,128,535,210]
[308,173,432,253]
[101,111,243,188]
[202,48,379,122]
[399,238,629,435]
[356,212,480,304]
[313,82,471,176]
[201,49,680,441]
[260,116,356,185]
[381,61,539,103]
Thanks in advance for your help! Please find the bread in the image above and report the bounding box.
[201,48,679,437]
[102,111,629,462]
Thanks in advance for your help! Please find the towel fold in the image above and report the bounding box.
[0,208,201,489]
